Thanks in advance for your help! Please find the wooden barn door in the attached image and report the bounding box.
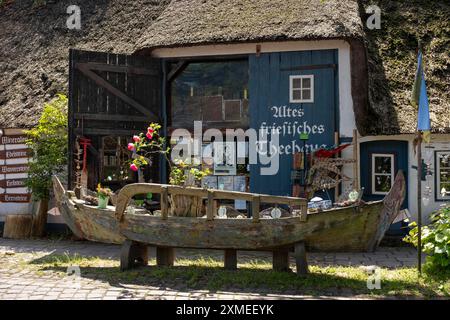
[68,49,162,191]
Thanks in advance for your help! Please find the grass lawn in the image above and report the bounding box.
[27,253,450,299]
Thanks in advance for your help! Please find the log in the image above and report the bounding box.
[294,242,308,275]
[156,247,175,266]
[224,249,237,270]
[273,249,290,272]
[120,240,148,271]
[31,199,49,237]
[3,215,32,239]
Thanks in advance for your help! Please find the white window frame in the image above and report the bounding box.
[371,153,395,195]
[436,151,450,200]
[289,75,314,103]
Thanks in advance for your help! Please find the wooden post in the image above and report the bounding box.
[334,131,340,201]
[3,215,32,239]
[31,199,49,237]
[273,248,290,272]
[120,240,148,271]
[156,247,175,266]
[161,186,168,220]
[353,129,359,189]
[294,242,308,275]
[417,132,422,274]
[224,249,237,270]
[206,190,215,221]
[252,196,260,223]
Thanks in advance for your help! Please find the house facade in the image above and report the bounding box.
[0,0,448,232]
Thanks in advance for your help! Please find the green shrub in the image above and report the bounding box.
[25,94,68,201]
[404,205,450,270]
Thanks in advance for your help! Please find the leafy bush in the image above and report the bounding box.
[404,205,450,270]
[25,94,68,201]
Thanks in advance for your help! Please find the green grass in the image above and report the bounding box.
[27,253,450,298]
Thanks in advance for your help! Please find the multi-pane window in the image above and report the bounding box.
[289,75,314,103]
[371,153,394,195]
[436,151,450,200]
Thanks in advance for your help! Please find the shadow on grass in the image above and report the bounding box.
[27,252,446,299]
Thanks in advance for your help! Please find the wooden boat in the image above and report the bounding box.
[52,171,405,274]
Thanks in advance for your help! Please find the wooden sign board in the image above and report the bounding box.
[1,135,27,145]
[0,179,27,189]
[0,164,29,174]
[0,148,31,160]
[0,193,31,203]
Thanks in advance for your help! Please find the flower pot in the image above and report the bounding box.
[169,194,204,217]
[98,196,109,209]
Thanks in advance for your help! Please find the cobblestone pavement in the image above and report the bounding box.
[0,239,420,300]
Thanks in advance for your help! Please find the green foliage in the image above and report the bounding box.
[25,94,68,201]
[404,205,450,270]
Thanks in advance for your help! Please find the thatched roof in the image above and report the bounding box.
[361,0,450,134]
[0,0,170,128]
[0,0,448,135]
[136,0,364,50]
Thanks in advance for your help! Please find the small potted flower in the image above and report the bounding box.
[97,184,113,209]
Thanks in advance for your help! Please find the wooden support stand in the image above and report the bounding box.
[120,240,148,271]
[224,249,237,270]
[272,248,290,272]
[294,242,308,275]
[3,215,32,239]
[156,247,175,266]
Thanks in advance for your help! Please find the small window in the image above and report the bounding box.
[371,153,395,195]
[436,151,450,200]
[289,75,314,103]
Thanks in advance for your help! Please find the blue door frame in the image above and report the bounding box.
[360,140,409,235]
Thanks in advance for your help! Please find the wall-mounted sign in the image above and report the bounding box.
[0,164,29,174]
[1,135,27,145]
[0,179,27,189]
[0,193,31,203]
[0,148,31,160]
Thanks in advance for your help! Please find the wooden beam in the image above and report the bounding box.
[273,249,290,272]
[206,190,215,221]
[161,186,168,220]
[252,196,260,223]
[280,64,337,72]
[294,242,308,275]
[73,113,151,123]
[167,61,188,82]
[76,62,158,76]
[224,249,237,270]
[156,247,175,266]
[120,240,149,271]
[76,64,158,121]
[74,128,142,136]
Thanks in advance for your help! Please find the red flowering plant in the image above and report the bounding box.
[128,123,210,186]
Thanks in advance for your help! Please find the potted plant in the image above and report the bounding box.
[128,123,210,217]
[97,184,113,209]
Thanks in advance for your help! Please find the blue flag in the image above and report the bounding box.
[411,50,431,142]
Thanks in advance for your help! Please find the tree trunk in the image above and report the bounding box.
[31,199,49,237]
[3,215,32,239]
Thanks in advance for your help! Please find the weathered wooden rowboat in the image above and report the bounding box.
[52,171,406,274]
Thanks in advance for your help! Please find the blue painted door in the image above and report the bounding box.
[360,140,409,235]
[249,50,339,196]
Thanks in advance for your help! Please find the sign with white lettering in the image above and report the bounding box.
[0,164,29,174]
[1,135,27,145]
[0,148,31,160]
[0,179,27,189]
[0,193,31,203]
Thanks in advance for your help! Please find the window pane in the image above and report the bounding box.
[171,61,249,126]
[292,89,302,101]
[374,175,392,193]
[302,89,311,100]
[292,78,302,89]
[302,77,311,88]
[374,156,392,174]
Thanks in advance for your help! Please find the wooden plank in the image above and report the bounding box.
[0,194,31,203]
[0,135,27,145]
[0,178,27,189]
[73,113,150,122]
[0,164,29,174]
[76,63,158,120]
[294,242,308,275]
[0,148,30,160]
[76,62,159,76]
[224,249,237,270]
[74,128,142,136]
